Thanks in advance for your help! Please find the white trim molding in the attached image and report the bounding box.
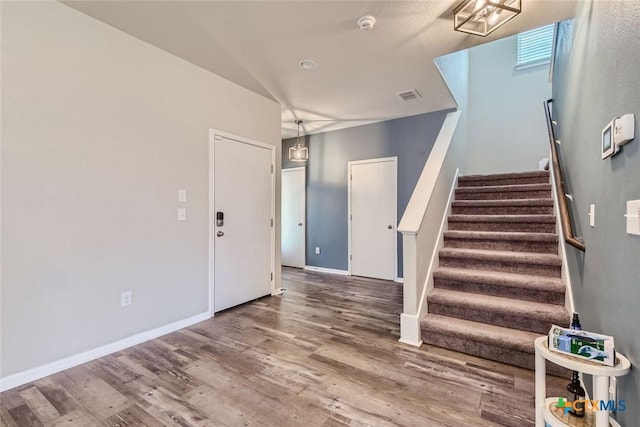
[549,156,575,316]
[303,266,349,275]
[399,313,423,347]
[0,311,210,392]
[398,111,462,346]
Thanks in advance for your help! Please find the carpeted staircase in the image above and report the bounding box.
[420,170,570,371]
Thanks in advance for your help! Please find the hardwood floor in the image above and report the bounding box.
[1,267,567,427]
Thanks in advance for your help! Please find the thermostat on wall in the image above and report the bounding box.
[614,113,635,148]
[602,113,636,159]
[602,119,617,159]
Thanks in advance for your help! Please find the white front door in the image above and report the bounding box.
[281,167,305,268]
[349,157,397,281]
[212,133,274,312]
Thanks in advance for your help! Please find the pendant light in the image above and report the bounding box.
[288,120,309,162]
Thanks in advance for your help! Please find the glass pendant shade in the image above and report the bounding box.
[288,144,308,162]
[288,120,308,162]
[453,0,521,37]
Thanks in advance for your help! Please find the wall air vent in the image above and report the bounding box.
[397,89,422,101]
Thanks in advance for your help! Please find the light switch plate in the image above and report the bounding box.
[178,189,187,202]
[178,208,187,221]
[626,200,640,235]
[589,204,595,227]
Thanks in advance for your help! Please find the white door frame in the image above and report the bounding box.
[347,156,398,280]
[281,166,306,268]
[209,129,276,317]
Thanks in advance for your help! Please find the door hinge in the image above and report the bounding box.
[350,215,352,220]
[271,218,274,227]
[350,174,353,181]
[270,272,273,281]
[350,255,352,261]
[271,164,274,173]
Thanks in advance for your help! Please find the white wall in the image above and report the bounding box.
[466,35,551,174]
[0,1,281,380]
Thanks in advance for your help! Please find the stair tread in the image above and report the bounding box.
[448,214,556,223]
[434,267,565,292]
[439,247,562,265]
[428,288,568,321]
[456,183,551,193]
[458,171,550,182]
[444,230,559,242]
[452,198,554,207]
[421,314,541,353]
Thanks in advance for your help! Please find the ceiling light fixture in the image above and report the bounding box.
[289,120,309,162]
[299,59,317,71]
[453,0,521,37]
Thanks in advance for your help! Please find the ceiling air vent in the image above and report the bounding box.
[397,89,422,101]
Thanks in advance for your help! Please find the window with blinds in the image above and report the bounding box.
[516,24,555,70]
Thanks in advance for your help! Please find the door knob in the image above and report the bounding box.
[387,225,393,229]
[298,222,303,226]
[217,231,224,237]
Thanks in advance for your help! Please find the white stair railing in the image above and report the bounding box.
[398,110,463,346]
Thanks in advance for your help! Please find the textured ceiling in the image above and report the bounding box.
[62,1,578,138]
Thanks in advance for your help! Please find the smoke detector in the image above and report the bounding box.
[357,15,376,31]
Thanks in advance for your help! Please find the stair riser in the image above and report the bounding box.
[420,331,570,376]
[448,222,556,233]
[455,190,551,200]
[458,177,549,187]
[444,238,558,254]
[451,205,554,215]
[428,303,563,334]
[439,257,561,277]
[434,278,565,304]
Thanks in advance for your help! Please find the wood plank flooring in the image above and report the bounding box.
[1,267,567,426]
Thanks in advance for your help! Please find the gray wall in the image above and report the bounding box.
[552,2,640,424]
[1,1,281,378]
[283,110,452,277]
[466,34,552,174]
[435,48,470,175]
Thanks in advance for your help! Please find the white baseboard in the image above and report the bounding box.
[0,311,211,392]
[399,313,423,347]
[395,277,404,283]
[398,337,423,347]
[303,265,349,275]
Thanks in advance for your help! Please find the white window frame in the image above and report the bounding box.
[515,24,555,71]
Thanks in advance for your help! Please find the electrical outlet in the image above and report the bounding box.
[315,247,321,255]
[626,200,640,235]
[121,291,132,307]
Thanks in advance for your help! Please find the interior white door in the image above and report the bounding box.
[213,134,273,312]
[349,158,397,280]
[281,167,305,268]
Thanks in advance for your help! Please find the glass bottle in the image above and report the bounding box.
[567,371,586,417]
